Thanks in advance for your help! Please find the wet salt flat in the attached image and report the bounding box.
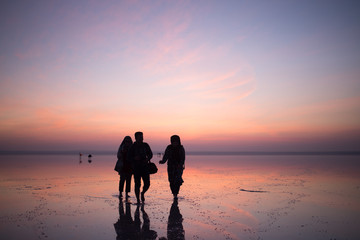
[0,153,360,240]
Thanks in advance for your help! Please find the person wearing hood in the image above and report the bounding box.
[159,135,185,199]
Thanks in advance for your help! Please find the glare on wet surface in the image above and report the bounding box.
[0,154,359,239]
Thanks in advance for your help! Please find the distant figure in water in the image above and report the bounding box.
[159,135,185,199]
[127,132,153,204]
[116,136,133,199]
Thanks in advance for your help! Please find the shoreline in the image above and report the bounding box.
[1,150,360,156]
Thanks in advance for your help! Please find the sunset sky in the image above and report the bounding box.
[1,0,359,152]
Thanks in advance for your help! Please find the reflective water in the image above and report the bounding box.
[0,154,359,239]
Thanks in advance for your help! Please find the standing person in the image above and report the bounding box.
[127,132,153,204]
[159,135,185,199]
[116,136,133,200]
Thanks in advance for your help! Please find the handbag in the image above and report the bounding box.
[148,161,158,174]
[114,159,123,173]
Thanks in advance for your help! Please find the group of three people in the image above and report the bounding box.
[116,131,185,204]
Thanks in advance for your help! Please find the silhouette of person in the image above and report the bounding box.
[127,131,153,204]
[114,200,138,239]
[159,199,185,240]
[168,199,185,240]
[116,136,133,200]
[159,135,185,199]
[134,205,158,240]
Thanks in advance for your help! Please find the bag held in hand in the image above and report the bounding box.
[148,162,158,174]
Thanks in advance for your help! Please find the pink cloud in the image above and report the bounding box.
[188,66,256,103]
[187,70,239,90]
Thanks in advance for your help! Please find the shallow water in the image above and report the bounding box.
[0,154,359,240]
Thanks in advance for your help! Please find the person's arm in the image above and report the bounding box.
[145,143,153,161]
[181,146,185,169]
[159,146,169,164]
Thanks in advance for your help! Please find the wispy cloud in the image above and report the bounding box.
[186,65,256,103]
[2,1,359,151]
[187,70,239,90]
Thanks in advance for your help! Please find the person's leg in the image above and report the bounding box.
[167,167,176,196]
[141,172,150,202]
[170,182,179,198]
[170,182,175,195]
[142,173,150,194]
[134,172,141,203]
[174,184,180,195]
[119,175,125,197]
[125,173,132,197]
[170,177,182,198]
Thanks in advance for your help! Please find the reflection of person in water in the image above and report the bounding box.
[159,199,185,240]
[168,199,185,240]
[159,135,185,199]
[114,200,157,240]
[134,205,157,240]
[114,200,138,239]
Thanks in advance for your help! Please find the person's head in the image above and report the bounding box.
[121,136,133,149]
[170,135,181,146]
[134,131,144,143]
[123,136,133,145]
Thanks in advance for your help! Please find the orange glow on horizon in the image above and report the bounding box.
[1,1,359,152]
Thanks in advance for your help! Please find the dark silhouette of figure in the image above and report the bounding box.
[116,136,133,200]
[134,205,157,240]
[114,200,138,239]
[168,199,185,240]
[127,132,153,204]
[159,135,185,199]
[114,199,157,240]
[159,199,185,240]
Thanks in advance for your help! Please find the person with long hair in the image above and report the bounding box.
[116,136,133,200]
[159,135,185,199]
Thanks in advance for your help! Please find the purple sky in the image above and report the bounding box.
[1,0,360,152]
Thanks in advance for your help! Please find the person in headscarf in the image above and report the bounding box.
[116,136,133,200]
[159,135,185,199]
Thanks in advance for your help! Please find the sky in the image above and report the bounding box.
[1,0,360,152]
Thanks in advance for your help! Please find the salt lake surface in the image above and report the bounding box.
[0,153,359,240]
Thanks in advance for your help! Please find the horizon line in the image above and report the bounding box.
[0,150,359,156]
